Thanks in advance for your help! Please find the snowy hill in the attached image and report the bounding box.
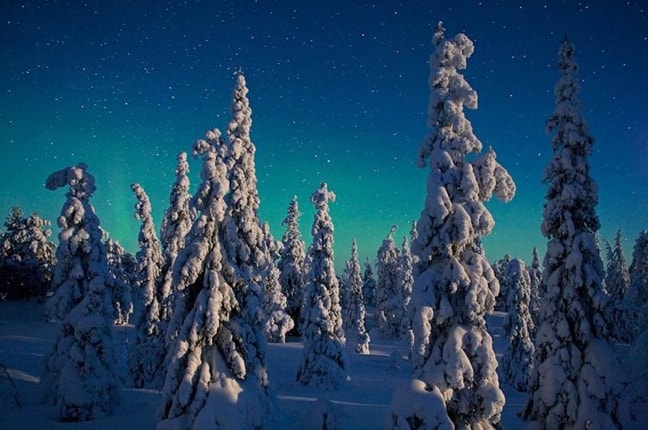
[0,300,642,429]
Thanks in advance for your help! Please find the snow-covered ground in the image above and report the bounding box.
[0,300,638,429]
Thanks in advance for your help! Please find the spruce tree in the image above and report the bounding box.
[129,182,165,389]
[105,238,134,325]
[261,222,294,343]
[342,238,370,354]
[158,151,193,323]
[375,226,402,340]
[278,195,306,335]
[528,247,542,332]
[362,257,377,306]
[500,258,535,392]
[626,230,648,408]
[40,163,120,422]
[523,38,628,429]
[297,182,348,388]
[405,23,515,429]
[493,254,511,312]
[0,207,55,299]
[604,230,633,343]
[397,236,414,341]
[629,230,648,304]
[158,131,273,429]
[218,71,270,359]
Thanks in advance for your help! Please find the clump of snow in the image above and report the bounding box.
[386,379,453,430]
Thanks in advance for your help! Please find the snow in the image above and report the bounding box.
[1,300,645,429]
[386,379,452,430]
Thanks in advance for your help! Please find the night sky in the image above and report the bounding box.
[2,1,647,269]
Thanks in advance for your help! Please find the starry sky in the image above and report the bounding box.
[1,0,647,270]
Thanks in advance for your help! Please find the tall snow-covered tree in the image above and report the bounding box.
[523,38,629,430]
[40,163,120,422]
[528,247,543,331]
[297,182,348,388]
[605,231,630,305]
[362,257,377,306]
[129,182,165,389]
[409,220,420,264]
[626,229,648,341]
[375,226,402,340]
[158,151,193,323]
[500,258,535,392]
[158,130,273,430]
[626,230,648,407]
[278,195,306,335]
[604,230,633,343]
[397,236,414,338]
[218,71,270,361]
[403,23,515,429]
[105,238,134,325]
[492,254,512,311]
[0,207,55,299]
[342,238,370,354]
[261,222,294,343]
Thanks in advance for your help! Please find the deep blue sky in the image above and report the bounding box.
[1,0,647,269]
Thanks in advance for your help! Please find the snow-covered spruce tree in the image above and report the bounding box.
[129,182,166,389]
[218,71,270,348]
[409,220,420,267]
[500,258,535,392]
[375,225,402,340]
[105,238,134,325]
[397,236,414,341]
[158,151,193,323]
[528,247,543,332]
[625,230,648,407]
[158,132,273,430]
[40,163,120,422]
[297,182,348,388]
[342,238,371,354]
[626,229,648,340]
[261,222,294,343]
[604,230,633,343]
[278,195,306,335]
[401,23,515,429]
[492,254,511,312]
[523,38,629,430]
[362,257,377,306]
[0,207,55,299]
